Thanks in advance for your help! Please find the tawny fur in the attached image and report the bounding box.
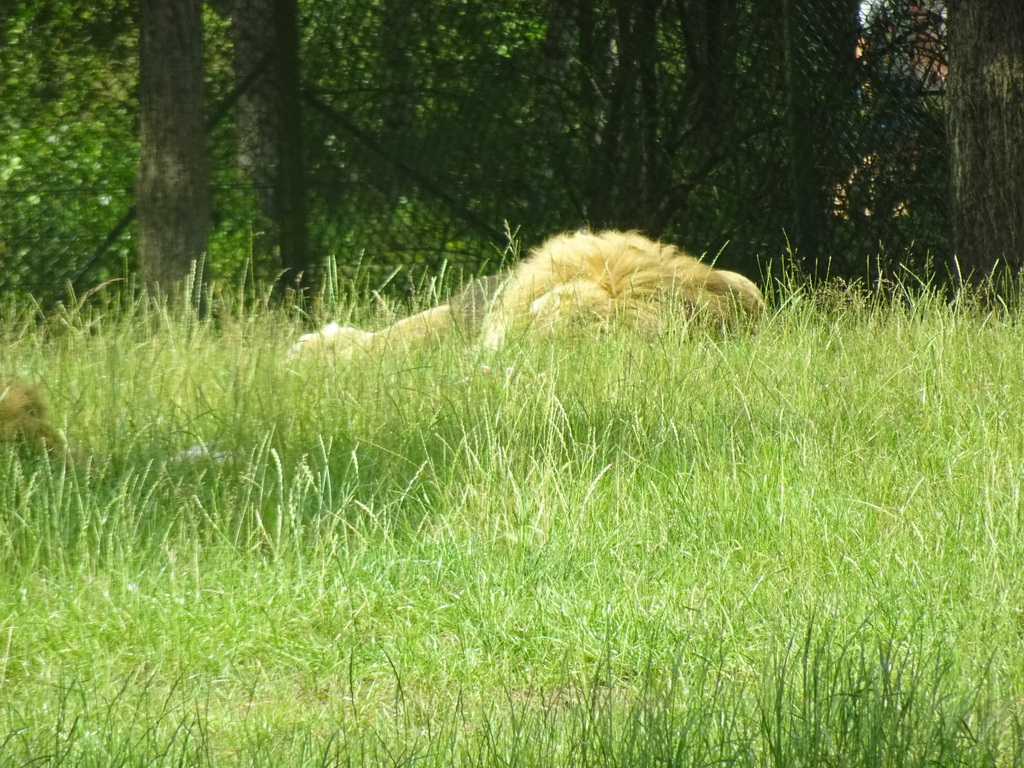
[0,379,62,452]
[290,229,764,358]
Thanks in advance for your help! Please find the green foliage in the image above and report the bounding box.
[0,0,267,301]
[0,0,137,299]
[1,0,951,305]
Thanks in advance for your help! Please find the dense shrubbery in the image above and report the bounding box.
[1,0,949,306]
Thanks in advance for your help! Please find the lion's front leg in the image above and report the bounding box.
[288,322,376,359]
[288,304,457,360]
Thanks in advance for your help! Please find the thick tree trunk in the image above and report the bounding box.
[234,0,279,223]
[585,0,664,230]
[272,0,311,290]
[233,0,311,291]
[946,1,1024,285]
[781,0,823,273]
[534,0,578,205]
[136,0,210,299]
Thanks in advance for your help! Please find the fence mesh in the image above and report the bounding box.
[0,0,948,306]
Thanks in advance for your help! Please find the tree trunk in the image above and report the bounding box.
[534,0,578,206]
[272,0,311,291]
[136,0,210,299]
[585,0,664,230]
[234,0,279,224]
[781,0,821,273]
[233,0,311,291]
[946,0,1024,285]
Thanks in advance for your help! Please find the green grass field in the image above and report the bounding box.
[1,279,1023,766]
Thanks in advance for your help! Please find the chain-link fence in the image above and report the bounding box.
[0,0,948,306]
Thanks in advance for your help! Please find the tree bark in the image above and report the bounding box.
[136,0,210,299]
[272,0,311,291]
[233,0,311,291]
[946,0,1024,285]
[781,0,822,273]
[234,0,279,224]
[585,0,664,230]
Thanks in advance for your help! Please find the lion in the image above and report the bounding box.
[0,378,63,452]
[289,229,765,358]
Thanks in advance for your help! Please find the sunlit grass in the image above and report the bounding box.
[1,276,1022,765]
